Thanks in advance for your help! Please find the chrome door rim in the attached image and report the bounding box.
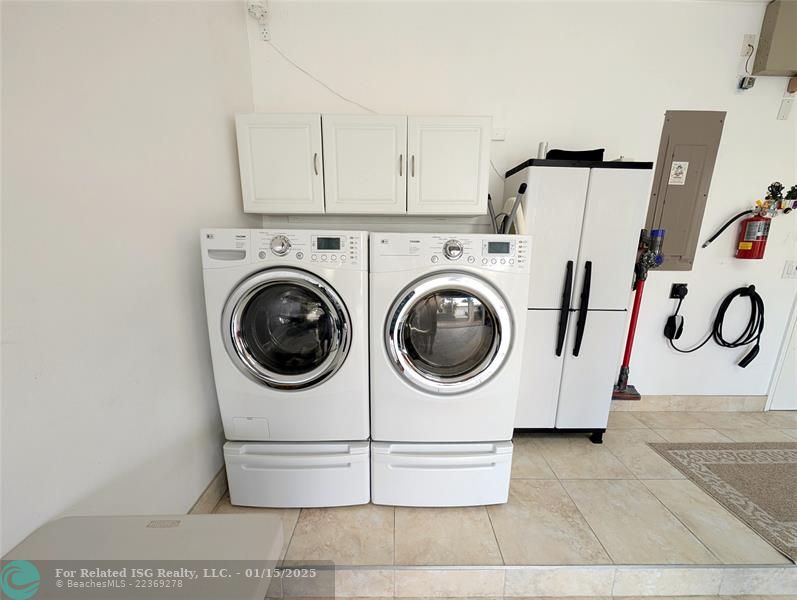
[222,268,351,390]
[385,272,513,394]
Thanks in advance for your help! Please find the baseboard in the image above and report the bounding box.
[611,395,767,412]
[188,467,227,514]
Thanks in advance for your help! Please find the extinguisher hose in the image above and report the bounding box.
[670,285,764,368]
[701,210,754,248]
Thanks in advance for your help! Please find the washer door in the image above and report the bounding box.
[385,273,512,394]
[222,269,351,390]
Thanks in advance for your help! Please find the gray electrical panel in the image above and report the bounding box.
[645,111,726,271]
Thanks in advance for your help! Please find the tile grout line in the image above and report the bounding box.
[637,478,724,566]
[637,477,785,568]
[529,437,558,480]
[282,508,301,562]
[557,478,617,565]
[601,428,669,480]
[640,475,792,565]
[530,438,563,483]
[484,504,506,567]
[392,505,396,597]
[391,506,396,567]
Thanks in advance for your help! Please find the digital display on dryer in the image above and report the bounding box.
[317,237,341,251]
[487,242,511,254]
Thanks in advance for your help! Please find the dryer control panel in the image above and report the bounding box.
[370,233,531,273]
[201,229,366,271]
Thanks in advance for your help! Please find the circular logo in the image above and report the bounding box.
[1,560,40,600]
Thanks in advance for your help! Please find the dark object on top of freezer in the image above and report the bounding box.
[545,148,605,161]
[505,158,652,178]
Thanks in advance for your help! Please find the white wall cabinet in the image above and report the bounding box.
[235,114,325,214]
[322,115,407,214]
[407,116,491,215]
[235,113,490,215]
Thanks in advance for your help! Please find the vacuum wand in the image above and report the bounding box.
[613,229,665,400]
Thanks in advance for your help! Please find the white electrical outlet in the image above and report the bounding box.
[783,260,797,279]
[740,34,756,56]
[777,98,794,121]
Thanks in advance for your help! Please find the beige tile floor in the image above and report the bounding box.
[211,411,797,567]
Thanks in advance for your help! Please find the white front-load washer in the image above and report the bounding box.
[201,228,369,507]
[369,232,531,506]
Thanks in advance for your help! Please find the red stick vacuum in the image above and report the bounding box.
[612,229,665,401]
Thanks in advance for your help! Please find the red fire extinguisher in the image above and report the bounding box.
[702,182,795,259]
[735,214,770,260]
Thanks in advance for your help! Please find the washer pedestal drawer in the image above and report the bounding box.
[371,441,512,507]
[224,441,370,508]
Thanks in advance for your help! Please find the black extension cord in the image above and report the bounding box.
[667,285,764,368]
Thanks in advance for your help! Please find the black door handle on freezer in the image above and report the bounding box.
[555,261,574,356]
[573,261,592,356]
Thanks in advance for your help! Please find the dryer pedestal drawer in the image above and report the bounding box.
[224,441,370,508]
[371,441,512,507]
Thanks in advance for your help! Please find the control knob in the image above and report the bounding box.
[443,239,464,260]
[270,235,292,256]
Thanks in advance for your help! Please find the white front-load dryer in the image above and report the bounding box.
[201,229,369,507]
[369,232,531,507]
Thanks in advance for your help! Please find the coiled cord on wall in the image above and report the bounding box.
[670,285,764,368]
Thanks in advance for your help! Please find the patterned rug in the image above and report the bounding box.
[649,442,797,562]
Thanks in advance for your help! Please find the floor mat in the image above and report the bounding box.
[649,442,797,562]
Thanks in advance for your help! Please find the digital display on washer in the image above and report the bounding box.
[317,237,341,251]
[487,241,511,254]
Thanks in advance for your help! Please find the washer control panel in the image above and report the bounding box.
[251,230,364,269]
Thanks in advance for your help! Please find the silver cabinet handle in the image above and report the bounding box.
[411,154,415,177]
[313,152,319,175]
[399,154,403,176]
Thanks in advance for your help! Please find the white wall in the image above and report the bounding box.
[1,2,259,553]
[248,0,797,396]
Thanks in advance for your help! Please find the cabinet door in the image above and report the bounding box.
[520,167,590,309]
[555,310,627,430]
[573,168,652,310]
[515,309,563,428]
[235,114,324,214]
[322,115,407,214]
[407,116,490,215]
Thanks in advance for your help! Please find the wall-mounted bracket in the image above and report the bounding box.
[247,1,270,41]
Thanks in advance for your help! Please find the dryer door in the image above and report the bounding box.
[385,273,513,394]
[222,269,351,390]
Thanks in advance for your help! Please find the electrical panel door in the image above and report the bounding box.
[645,111,725,270]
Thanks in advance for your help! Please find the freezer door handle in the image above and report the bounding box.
[556,260,574,356]
[573,260,592,356]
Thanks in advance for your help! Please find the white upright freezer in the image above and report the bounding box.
[504,159,653,441]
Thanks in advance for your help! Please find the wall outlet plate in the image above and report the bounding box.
[783,260,797,279]
[670,283,689,299]
[740,34,756,57]
[777,98,793,121]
